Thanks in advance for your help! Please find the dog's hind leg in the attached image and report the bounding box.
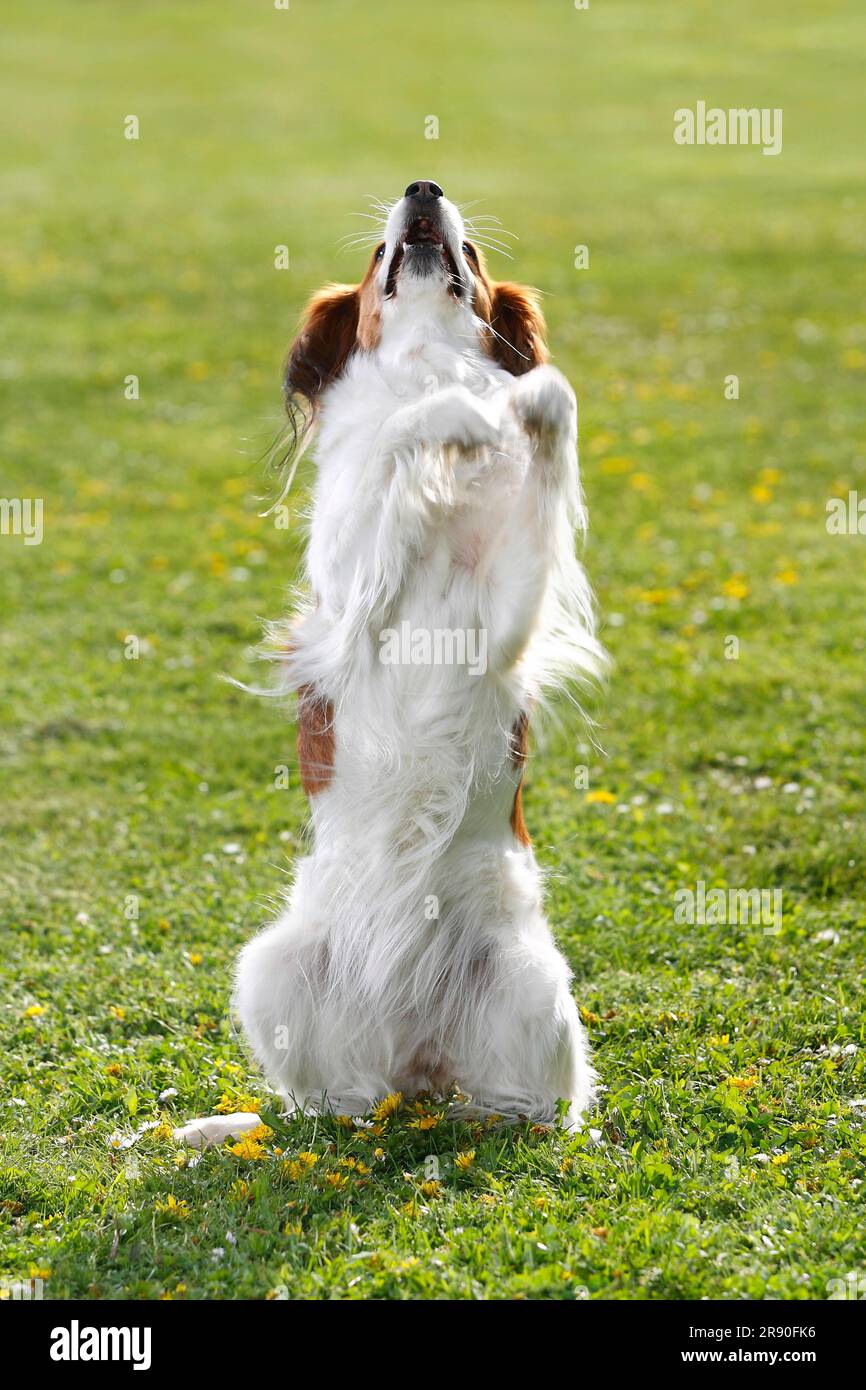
[233,879,401,1117]
[451,922,595,1132]
[233,903,323,1113]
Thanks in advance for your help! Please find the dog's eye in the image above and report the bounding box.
[375,244,386,261]
[462,242,477,263]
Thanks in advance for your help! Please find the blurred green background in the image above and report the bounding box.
[1,0,864,1300]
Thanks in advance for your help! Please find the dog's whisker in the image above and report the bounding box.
[469,241,514,260]
[463,221,518,241]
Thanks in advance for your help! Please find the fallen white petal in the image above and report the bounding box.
[173,1112,263,1149]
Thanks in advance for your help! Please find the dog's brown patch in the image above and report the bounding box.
[464,241,548,377]
[509,711,531,846]
[297,686,335,796]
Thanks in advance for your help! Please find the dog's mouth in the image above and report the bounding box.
[385,216,461,297]
[404,216,443,249]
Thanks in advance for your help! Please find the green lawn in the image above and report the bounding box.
[1,0,865,1300]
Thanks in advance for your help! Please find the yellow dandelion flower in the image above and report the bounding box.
[771,1152,790,1166]
[297,1151,319,1168]
[727,1075,758,1091]
[283,1160,303,1180]
[227,1136,267,1160]
[637,587,675,605]
[629,472,653,492]
[108,1005,125,1021]
[708,1034,730,1048]
[324,1172,349,1190]
[215,1092,261,1114]
[372,1092,403,1122]
[579,1007,600,1025]
[722,576,749,600]
[373,1147,385,1161]
[23,1004,47,1018]
[235,1093,262,1113]
[401,1200,418,1217]
[188,952,203,966]
[409,1114,441,1131]
[418,1180,442,1199]
[585,789,616,805]
[750,484,773,504]
[105,1063,123,1076]
[152,1122,174,1141]
[774,567,798,585]
[154,1194,190,1218]
[455,1151,475,1170]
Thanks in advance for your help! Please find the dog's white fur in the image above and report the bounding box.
[234,191,603,1129]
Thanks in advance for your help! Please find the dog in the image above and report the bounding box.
[233,181,604,1132]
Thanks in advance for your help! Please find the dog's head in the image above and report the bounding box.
[283,181,548,420]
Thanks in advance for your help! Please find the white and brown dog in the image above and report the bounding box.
[232,181,604,1132]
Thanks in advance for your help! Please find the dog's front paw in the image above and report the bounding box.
[425,384,502,449]
[509,365,576,440]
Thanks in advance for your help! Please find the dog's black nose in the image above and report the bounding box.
[405,180,443,199]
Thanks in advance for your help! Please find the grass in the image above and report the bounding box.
[1,0,865,1300]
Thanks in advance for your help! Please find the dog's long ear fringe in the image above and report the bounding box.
[260,396,315,516]
[487,282,548,376]
[262,284,361,512]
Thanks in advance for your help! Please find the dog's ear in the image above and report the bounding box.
[284,283,360,413]
[487,282,548,376]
